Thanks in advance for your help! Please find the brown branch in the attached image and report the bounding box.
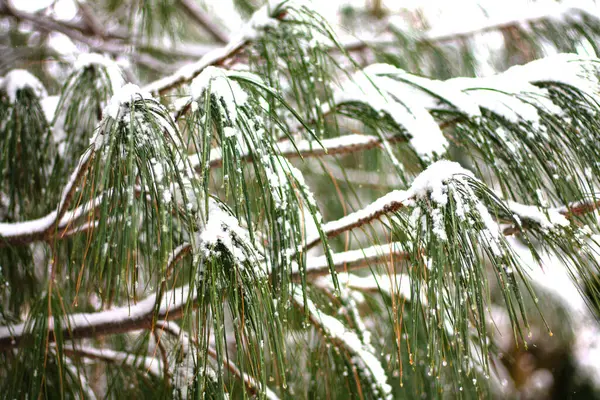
[63,344,164,378]
[142,4,289,95]
[303,189,409,251]
[178,0,229,44]
[165,243,192,279]
[153,329,171,385]
[0,1,176,72]
[0,147,95,247]
[294,242,410,279]
[197,133,408,170]
[76,1,106,39]
[0,285,193,351]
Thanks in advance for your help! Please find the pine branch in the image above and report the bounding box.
[143,1,289,95]
[420,5,598,44]
[303,189,409,251]
[178,0,230,44]
[62,344,164,379]
[295,242,409,279]
[76,1,106,39]
[165,243,193,279]
[195,133,408,170]
[0,285,193,350]
[293,289,392,399]
[0,147,94,245]
[0,1,176,72]
[158,321,279,399]
[63,355,98,400]
[315,273,412,299]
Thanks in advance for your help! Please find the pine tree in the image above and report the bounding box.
[2,0,600,398]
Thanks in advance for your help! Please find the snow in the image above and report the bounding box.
[501,53,600,103]
[507,200,570,230]
[0,212,56,239]
[347,54,598,137]
[294,290,392,399]
[334,70,448,160]
[190,66,249,125]
[1,69,47,103]
[333,273,412,301]
[40,95,60,123]
[408,160,473,204]
[320,189,409,237]
[64,345,163,379]
[243,0,282,40]
[0,284,191,344]
[74,53,124,93]
[103,83,152,120]
[364,64,482,118]
[198,199,260,268]
[301,242,408,274]
[143,0,289,95]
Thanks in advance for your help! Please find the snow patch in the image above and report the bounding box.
[1,69,47,103]
[190,66,249,126]
[335,69,448,160]
[294,290,393,399]
[408,160,474,204]
[74,53,124,93]
[104,83,152,120]
[198,200,261,269]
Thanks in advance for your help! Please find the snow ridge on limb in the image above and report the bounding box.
[294,289,393,400]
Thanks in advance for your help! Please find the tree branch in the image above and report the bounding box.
[0,285,193,350]
[196,133,408,170]
[158,321,279,399]
[0,147,95,246]
[294,242,409,279]
[0,1,177,72]
[178,0,229,44]
[142,2,289,95]
[304,189,409,251]
[63,343,164,379]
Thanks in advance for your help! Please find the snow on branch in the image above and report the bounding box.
[314,273,413,301]
[197,133,407,169]
[0,285,193,350]
[421,4,600,44]
[294,289,393,399]
[63,344,163,379]
[143,0,290,95]
[1,69,47,103]
[303,160,473,250]
[303,189,409,250]
[332,54,600,159]
[0,148,95,245]
[295,242,409,278]
[334,67,448,160]
[73,52,124,94]
[197,199,263,268]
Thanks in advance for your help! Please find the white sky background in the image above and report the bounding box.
[16,0,599,34]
